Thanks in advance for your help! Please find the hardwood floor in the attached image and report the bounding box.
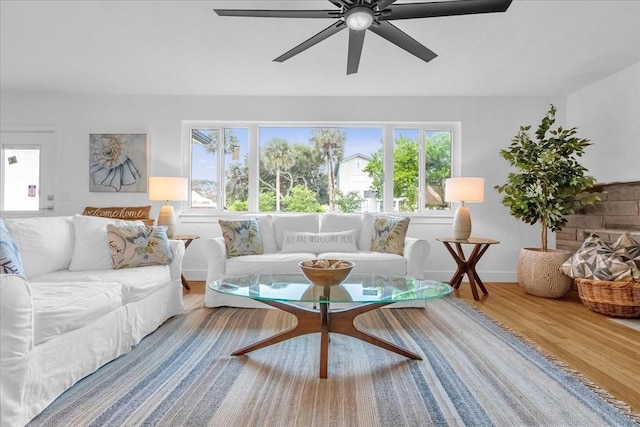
[186,280,640,414]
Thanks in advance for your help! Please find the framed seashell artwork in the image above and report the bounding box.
[89,133,148,192]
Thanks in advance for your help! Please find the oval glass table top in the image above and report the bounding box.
[209,273,453,304]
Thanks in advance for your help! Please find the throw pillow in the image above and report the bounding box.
[219,219,264,257]
[69,215,144,271]
[82,205,152,222]
[370,216,410,256]
[0,218,25,276]
[272,214,319,250]
[611,233,640,280]
[561,233,637,281]
[107,225,173,269]
[561,233,604,279]
[280,229,358,254]
[238,214,277,254]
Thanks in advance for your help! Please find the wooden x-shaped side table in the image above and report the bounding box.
[172,234,200,291]
[437,237,500,301]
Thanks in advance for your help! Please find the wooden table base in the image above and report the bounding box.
[441,240,493,301]
[230,296,422,378]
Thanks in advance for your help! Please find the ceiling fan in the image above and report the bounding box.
[214,0,513,75]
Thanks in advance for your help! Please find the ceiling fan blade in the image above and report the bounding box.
[214,9,336,19]
[368,21,437,63]
[375,0,397,11]
[274,21,346,63]
[381,0,512,21]
[347,29,366,75]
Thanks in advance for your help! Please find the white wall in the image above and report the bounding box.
[568,62,640,184]
[1,94,565,282]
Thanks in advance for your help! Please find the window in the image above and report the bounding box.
[1,130,56,215]
[184,122,459,215]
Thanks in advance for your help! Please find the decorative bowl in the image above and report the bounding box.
[299,259,355,287]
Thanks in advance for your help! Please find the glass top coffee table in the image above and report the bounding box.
[209,273,453,378]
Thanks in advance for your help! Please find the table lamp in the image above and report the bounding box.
[444,177,485,240]
[149,176,188,238]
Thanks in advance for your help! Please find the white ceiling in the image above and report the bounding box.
[1,0,639,97]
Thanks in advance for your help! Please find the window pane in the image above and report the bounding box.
[224,128,249,212]
[393,129,420,213]
[2,148,40,211]
[425,130,452,210]
[259,127,381,213]
[191,129,218,209]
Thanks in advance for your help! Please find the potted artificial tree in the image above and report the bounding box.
[495,104,599,298]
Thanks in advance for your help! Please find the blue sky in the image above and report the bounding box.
[192,126,423,179]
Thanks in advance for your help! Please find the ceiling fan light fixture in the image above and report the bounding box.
[345,7,374,31]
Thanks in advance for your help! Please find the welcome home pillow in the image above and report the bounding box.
[83,205,154,226]
[0,218,25,276]
[370,215,410,256]
[219,219,264,257]
[107,225,173,269]
[280,229,359,254]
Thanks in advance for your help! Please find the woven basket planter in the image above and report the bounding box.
[517,248,573,298]
[575,278,640,318]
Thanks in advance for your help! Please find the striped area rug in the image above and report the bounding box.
[29,295,639,427]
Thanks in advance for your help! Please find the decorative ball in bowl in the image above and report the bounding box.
[299,259,355,287]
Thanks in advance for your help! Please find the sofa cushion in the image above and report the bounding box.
[219,219,265,257]
[1,219,25,276]
[32,265,172,304]
[281,230,358,253]
[107,225,173,269]
[31,281,123,345]
[319,251,407,277]
[272,214,319,250]
[370,216,410,256]
[319,213,363,234]
[225,252,317,276]
[3,216,74,278]
[69,215,143,271]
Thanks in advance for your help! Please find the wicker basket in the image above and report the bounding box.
[575,278,640,318]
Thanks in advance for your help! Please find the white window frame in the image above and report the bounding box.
[0,126,57,217]
[182,120,460,220]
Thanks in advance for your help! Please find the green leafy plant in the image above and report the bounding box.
[495,104,600,252]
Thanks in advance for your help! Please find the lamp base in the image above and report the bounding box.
[452,206,471,240]
[157,204,177,238]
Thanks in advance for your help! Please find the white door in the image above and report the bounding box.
[1,130,56,215]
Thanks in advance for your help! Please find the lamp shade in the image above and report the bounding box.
[148,177,188,202]
[445,177,485,203]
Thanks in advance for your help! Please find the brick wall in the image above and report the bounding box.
[556,181,640,252]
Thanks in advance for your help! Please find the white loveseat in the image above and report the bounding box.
[202,213,430,308]
[0,215,185,427]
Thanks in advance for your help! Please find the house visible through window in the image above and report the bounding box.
[185,122,458,215]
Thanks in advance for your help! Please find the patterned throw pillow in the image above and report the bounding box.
[370,216,410,256]
[0,218,25,276]
[219,219,264,257]
[561,233,637,281]
[107,225,173,269]
[611,233,640,280]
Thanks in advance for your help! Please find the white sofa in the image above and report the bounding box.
[0,215,185,427]
[202,213,430,308]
